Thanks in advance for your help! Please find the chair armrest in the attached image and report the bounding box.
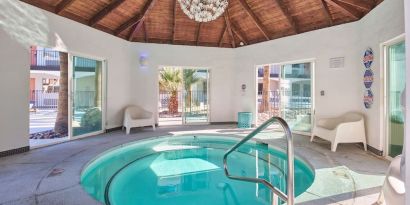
[334,120,366,143]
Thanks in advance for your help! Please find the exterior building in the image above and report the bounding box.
[30,47,61,109]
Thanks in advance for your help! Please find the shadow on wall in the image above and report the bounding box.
[0,0,49,49]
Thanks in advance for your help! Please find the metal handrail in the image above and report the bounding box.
[223,117,294,205]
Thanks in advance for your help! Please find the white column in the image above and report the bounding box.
[405,0,410,204]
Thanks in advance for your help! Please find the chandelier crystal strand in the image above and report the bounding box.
[178,0,228,22]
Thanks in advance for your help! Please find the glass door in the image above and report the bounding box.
[256,65,281,125]
[280,63,312,133]
[71,56,103,137]
[182,68,210,124]
[387,41,406,158]
[256,62,313,133]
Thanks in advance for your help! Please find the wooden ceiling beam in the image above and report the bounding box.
[55,0,76,14]
[115,0,157,36]
[127,21,138,41]
[20,0,380,47]
[143,21,148,42]
[196,23,202,46]
[231,24,248,45]
[128,20,144,41]
[273,0,298,34]
[325,0,361,20]
[94,24,115,35]
[371,0,377,5]
[229,20,248,45]
[19,0,56,13]
[89,0,126,27]
[218,25,227,47]
[337,0,372,11]
[237,0,271,40]
[172,0,177,43]
[319,0,333,26]
[375,0,383,6]
[224,12,236,48]
[143,38,220,46]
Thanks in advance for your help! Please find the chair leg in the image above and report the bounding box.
[126,127,131,135]
[376,189,384,205]
[363,142,367,151]
[331,142,338,152]
[310,134,315,142]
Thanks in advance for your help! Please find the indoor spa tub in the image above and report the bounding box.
[81,135,314,205]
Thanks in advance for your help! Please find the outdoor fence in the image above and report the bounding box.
[159,90,208,118]
[30,90,97,110]
[30,90,59,109]
[257,90,311,123]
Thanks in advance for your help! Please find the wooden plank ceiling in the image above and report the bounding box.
[20,0,383,48]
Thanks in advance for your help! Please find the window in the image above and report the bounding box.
[257,68,264,77]
[270,65,280,78]
[303,84,311,97]
[256,61,312,133]
[42,78,59,92]
[258,83,263,93]
[292,84,300,96]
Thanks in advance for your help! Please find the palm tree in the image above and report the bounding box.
[262,65,270,113]
[183,69,200,112]
[159,68,182,114]
[54,52,68,135]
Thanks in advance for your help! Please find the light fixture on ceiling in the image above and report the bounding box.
[178,0,228,23]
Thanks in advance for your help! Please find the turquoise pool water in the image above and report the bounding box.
[81,135,314,205]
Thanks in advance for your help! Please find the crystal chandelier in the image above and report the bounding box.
[178,0,229,22]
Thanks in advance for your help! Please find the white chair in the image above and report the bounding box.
[376,155,405,205]
[123,105,155,134]
[310,112,367,152]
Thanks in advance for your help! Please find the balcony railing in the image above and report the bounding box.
[30,49,60,71]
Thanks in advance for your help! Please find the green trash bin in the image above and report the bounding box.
[238,112,252,128]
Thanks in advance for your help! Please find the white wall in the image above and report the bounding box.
[0,0,405,153]
[0,28,30,152]
[233,0,404,151]
[359,0,405,151]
